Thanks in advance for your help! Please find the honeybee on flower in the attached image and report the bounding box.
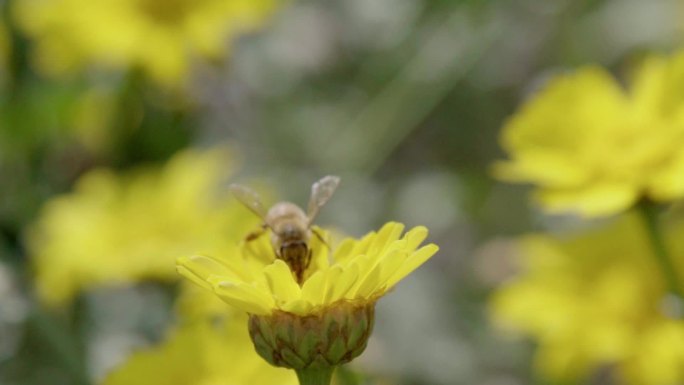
[177,177,439,384]
[230,175,341,284]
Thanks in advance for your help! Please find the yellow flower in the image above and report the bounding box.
[13,0,280,86]
[28,147,260,306]
[103,305,298,385]
[494,52,684,217]
[490,214,684,385]
[178,222,438,316]
[177,222,438,374]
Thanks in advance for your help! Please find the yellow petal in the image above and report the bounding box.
[263,260,301,304]
[176,255,235,290]
[367,222,405,256]
[534,184,638,218]
[353,250,406,298]
[376,250,408,289]
[403,226,429,251]
[492,154,589,188]
[346,232,376,260]
[308,226,331,271]
[213,282,274,315]
[321,265,344,304]
[280,299,313,315]
[330,263,360,302]
[647,150,684,200]
[332,238,356,263]
[301,271,327,305]
[345,255,372,298]
[386,244,439,288]
[629,53,684,116]
[501,67,625,155]
[176,265,213,291]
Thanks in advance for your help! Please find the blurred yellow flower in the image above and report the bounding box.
[491,214,684,385]
[103,304,298,385]
[28,147,260,306]
[178,222,438,316]
[494,52,684,217]
[14,0,279,85]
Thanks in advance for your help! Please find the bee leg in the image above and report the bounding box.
[244,224,268,242]
[311,228,331,250]
[305,248,313,270]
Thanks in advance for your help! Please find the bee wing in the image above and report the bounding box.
[229,184,268,220]
[306,175,340,224]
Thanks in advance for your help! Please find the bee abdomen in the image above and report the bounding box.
[279,241,311,284]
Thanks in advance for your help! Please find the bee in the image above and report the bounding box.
[229,175,341,284]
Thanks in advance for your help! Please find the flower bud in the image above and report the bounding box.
[248,301,375,370]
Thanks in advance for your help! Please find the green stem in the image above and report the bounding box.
[295,367,335,385]
[638,201,683,300]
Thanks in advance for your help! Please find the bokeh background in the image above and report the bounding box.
[2,0,684,385]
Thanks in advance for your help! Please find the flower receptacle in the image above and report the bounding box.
[248,301,375,370]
